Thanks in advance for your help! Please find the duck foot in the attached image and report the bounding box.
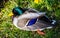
[37,29,45,35]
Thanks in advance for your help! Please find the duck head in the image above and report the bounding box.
[8,7,26,17]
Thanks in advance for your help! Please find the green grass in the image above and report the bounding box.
[0,0,60,38]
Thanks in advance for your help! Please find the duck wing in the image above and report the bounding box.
[26,20,52,31]
[18,13,45,20]
[17,18,52,31]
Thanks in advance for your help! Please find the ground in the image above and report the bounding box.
[0,0,60,38]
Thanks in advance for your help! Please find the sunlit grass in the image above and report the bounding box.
[0,0,60,38]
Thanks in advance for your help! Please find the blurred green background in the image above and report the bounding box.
[0,0,60,38]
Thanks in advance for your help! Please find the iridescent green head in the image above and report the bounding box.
[12,7,25,16]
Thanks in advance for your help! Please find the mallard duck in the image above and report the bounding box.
[9,7,56,35]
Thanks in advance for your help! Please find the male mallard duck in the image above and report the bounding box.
[9,7,56,35]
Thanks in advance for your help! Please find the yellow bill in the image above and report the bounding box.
[8,12,14,16]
